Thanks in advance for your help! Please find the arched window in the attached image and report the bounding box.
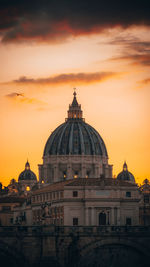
[99,212,106,225]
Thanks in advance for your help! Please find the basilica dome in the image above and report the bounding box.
[43,92,108,157]
[18,161,37,181]
[117,162,135,183]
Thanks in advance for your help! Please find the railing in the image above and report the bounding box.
[0,225,150,235]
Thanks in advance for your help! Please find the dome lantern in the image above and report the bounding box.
[25,160,30,170]
[67,89,83,120]
[123,161,128,172]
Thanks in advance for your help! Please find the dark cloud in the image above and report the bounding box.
[7,72,119,85]
[0,0,150,43]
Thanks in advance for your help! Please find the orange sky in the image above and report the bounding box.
[0,22,150,186]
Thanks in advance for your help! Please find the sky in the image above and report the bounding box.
[0,0,150,186]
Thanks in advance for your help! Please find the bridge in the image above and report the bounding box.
[0,225,150,267]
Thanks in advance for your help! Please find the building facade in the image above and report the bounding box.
[30,92,141,226]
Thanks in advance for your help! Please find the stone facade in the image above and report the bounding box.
[31,178,140,226]
[39,155,112,184]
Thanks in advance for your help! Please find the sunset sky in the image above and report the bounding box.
[0,0,150,186]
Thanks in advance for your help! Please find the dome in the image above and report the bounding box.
[43,92,108,157]
[117,162,135,183]
[18,161,37,181]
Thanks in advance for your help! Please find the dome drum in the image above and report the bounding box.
[39,154,112,184]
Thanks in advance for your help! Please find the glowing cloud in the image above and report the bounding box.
[4,72,120,86]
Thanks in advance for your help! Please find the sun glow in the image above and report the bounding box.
[0,26,150,186]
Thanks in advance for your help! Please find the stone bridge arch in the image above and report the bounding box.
[68,237,150,267]
[0,240,29,267]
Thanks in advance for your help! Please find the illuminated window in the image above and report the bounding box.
[74,172,78,179]
[26,186,30,191]
[86,172,89,178]
[42,180,44,184]
[63,172,67,179]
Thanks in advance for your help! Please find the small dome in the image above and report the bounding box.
[117,162,135,183]
[43,92,108,157]
[18,161,37,181]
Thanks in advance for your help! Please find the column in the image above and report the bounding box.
[114,207,117,225]
[81,164,86,178]
[91,207,95,225]
[111,207,114,225]
[84,208,89,226]
[117,207,121,225]
[54,164,58,182]
[67,164,72,179]
[88,208,91,226]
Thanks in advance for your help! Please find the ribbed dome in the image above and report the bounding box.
[44,92,108,157]
[117,162,135,183]
[18,161,37,181]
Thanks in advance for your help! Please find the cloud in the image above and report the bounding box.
[138,78,150,85]
[107,35,150,66]
[5,72,120,86]
[5,92,47,105]
[111,54,150,66]
[6,92,24,98]
[0,1,150,43]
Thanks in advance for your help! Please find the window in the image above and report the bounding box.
[74,172,78,179]
[99,212,106,225]
[126,191,131,197]
[63,172,67,179]
[144,195,149,203]
[10,218,13,224]
[2,206,11,211]
[73,217,78,226]
[73,191,78,197]
[126,217,132,225]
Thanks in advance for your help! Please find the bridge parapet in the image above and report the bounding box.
[0,225,150,236]
[0,225,150,267]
